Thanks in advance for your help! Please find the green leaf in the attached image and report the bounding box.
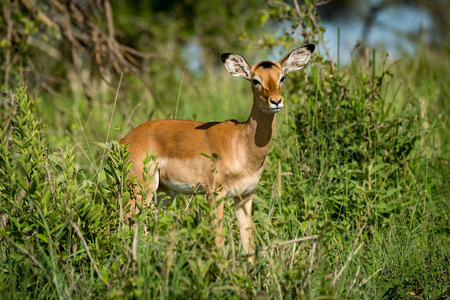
[101,270,109,283]
[17,178,28,191]
[47,210,60,222]
[37,233,48,243]
[351,170,368,180]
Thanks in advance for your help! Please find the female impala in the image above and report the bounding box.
[120,44,315,257]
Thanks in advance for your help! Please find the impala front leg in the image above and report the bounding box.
[126,161,159,223]
[235,194,254,258]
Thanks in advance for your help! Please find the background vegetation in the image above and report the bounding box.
[1,0,449,299]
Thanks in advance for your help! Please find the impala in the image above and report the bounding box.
[120,44,315,257]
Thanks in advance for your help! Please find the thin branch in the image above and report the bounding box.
[317,0,333,6]
[20,0,59,28]
[293,0,303,21]
[3,1,12,91]
[104,0,115,41]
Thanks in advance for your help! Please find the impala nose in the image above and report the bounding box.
[270,98,282,106]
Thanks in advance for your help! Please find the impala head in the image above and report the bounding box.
[221,44,315,114]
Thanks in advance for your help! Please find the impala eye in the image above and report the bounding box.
[280,76,285,83]
[252,79,261,86]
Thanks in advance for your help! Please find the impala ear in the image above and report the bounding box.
[221,53,251,80]
[279,44,315,75]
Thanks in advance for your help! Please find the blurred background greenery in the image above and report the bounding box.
[0,0,448,138]
[0,0,448,150]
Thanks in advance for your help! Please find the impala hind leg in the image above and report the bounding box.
[126,163,159,222]
[214,198,225,249]
[207,191,226,250]
[234,194,254,260]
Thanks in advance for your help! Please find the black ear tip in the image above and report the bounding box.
[221,53,231,63]
[305,44,316,53]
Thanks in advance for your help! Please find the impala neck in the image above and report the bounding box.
[245,93,276,166]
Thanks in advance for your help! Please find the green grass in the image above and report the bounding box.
[1,47,449,299]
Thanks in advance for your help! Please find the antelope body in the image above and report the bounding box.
[120,44,315,257]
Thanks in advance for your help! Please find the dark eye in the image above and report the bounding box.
[280,76,285,83]
[252,79,261,86]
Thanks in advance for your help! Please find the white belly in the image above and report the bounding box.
[160,179,202,195]
[226,184,256,198]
